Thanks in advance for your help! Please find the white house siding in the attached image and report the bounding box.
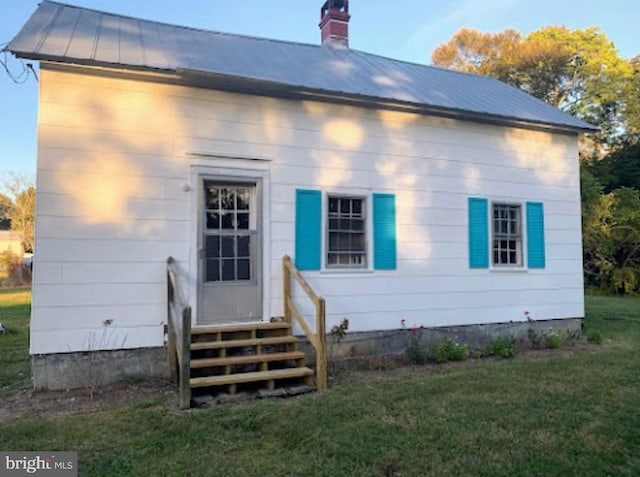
[32,65,584,354]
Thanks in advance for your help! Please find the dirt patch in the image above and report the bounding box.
[0,379,178,423]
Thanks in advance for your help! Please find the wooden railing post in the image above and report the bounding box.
[283,256,292,324]
[316,297,327,391]
[167,257,192,409]
[282,255,328,392]
[180,306,192,409]
[167,271,177,384]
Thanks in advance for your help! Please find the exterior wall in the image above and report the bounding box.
[33,66,584,355]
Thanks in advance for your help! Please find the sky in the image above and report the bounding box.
[0,0,638,175]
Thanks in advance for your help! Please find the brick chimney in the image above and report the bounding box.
[319,0,350,48]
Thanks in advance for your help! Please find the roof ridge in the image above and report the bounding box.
[41,0,325,51]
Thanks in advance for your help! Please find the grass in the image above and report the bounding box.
[0,287,31,396]
[0,294,639,476]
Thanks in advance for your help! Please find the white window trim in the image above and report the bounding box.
[488,199,529,272]
[320,188,375,274]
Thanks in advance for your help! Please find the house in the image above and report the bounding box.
[6,1,594,396]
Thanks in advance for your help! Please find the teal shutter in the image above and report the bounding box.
[526,202,545,269]
[373,193,397,270]
[295,189,321,270]
[468,197,489,268]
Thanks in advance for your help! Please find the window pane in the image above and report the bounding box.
[205,236,220,258]
[352,218,364,231]
[221,236,235,257]
[237,236,250,257]
[340,199,350,214]
[206,186,219,209]
[221,259,235,281]
[352,200,362,215]
[237,259,250,280]
[339,219,350,230]
[237,213,249,230]
[328,253,338,265]
[329,198,339,213]
[329,232,339,250]
[206,212,220,230]
[220,188,235,210]
[206,259,220,282]
[221,212,235,229]
[329,219,339,230]
[352,233,365,251]
[237,189,250,210]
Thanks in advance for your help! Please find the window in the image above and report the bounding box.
[204,184,253,282]
[327,196,367,267]
[492,203,522,266]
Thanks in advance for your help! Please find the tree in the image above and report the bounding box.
[432,26,635,148]
[1,172,36,253]
[0,193,12,230]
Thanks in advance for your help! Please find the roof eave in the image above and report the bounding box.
[13,52,596,135]
[177,67,598,135]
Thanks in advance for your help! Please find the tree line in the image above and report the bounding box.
[432,26,640,294]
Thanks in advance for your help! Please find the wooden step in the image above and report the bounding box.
[191,351,305,369]
[190,335,297,351]
[189,367,314,388]
[192,321,290,335]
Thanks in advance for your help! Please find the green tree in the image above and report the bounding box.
[432,26,635,147]
[1,173,36,253]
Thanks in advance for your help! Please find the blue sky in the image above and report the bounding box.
[1,0,638,174]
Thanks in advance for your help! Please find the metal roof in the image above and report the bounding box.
[6,1,595,133]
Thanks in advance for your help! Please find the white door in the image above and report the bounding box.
[198,180,261,324]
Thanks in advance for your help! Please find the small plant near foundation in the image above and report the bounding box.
[67,319,127,399]
[401,319,427,365]
[431,338,468,363]
[527,328,544,348]
[487,337,518,359]
[545,329,570,349]
[586,329,603,345]
[330,318,349,343]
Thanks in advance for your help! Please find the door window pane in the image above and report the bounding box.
[205,236,220,258]
[206,212,220,230]
[221,259,235,281]
[221,212,235,229]
[237,259,250,280]
[237,189,250,210]
[221,236,235,257]
[237,213,249,230]
[237,236,250,257]
[206,259,220,282]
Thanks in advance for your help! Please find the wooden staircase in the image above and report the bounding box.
[167,256,327,409]
[188,321,313,396]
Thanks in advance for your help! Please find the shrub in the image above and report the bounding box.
[487,337,518,358]
[527,328,543,348]
[586,329,603,345]
[544,329,569,349]
[431,338,468,363]
[404,327,426,365]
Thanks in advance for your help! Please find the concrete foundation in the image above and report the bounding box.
[32,347,167,391]
[31,318,582,390]
[300,318,583,361]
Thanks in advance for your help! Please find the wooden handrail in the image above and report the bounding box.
[282,255,327,391]
[167,257,192,409]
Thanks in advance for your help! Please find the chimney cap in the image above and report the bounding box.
[321,0,349,19]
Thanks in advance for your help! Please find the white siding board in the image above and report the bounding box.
[30,303,166,331]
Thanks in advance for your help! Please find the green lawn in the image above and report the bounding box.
[0,288,31,396]
[0,294,639,476]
